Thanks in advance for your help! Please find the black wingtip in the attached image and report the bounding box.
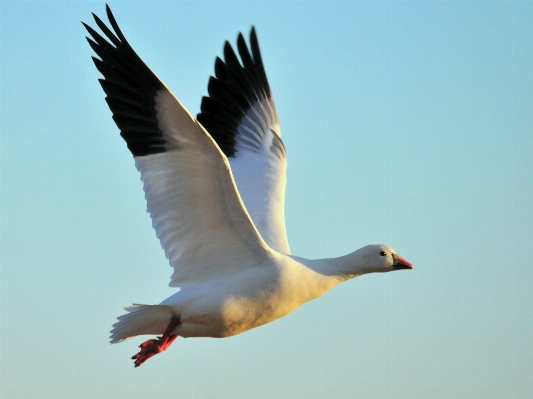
[250,26,258,45]
[85,4,168,158]
[249,27,260,59]
[223,41,234,56]
[104,4,128,45]
[91,12,100,27]
[197,24,278,159]
[82,21,92,31]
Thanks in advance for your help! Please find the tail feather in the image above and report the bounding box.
[110,304,175,344]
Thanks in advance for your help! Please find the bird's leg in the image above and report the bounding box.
[132,315,180,367]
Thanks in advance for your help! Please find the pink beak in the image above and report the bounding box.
[392,253,414,270]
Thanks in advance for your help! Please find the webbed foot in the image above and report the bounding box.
[131,315,180,367]
[132,334,178,367]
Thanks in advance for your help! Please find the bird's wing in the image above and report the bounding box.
[197,29,290,254]
[84,6,272,288]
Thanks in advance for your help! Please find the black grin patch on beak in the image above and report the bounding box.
[393,264,412,270]
[392,253,413,270]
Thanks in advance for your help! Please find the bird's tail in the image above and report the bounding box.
[109,304,175,344]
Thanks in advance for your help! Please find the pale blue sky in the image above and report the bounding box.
[1,1,532,398]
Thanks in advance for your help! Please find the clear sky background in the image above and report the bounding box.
[1,1,532,398]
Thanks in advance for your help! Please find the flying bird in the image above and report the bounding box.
[84,5,413,367]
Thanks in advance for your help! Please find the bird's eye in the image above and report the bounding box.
[379,251,386,257]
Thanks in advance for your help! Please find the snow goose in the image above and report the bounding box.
[84,5,413,367]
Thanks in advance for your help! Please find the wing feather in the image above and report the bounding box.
[85,6,272,287]
[198,29,290,254]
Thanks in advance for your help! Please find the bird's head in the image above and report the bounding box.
[341,244,413,275]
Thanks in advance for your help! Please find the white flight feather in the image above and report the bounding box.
[230,96,290,254]
[135,89,272,288]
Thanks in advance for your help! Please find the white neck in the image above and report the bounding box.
[290,252,369,281]
[278,253,369,307]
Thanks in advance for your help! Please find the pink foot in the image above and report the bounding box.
[132,334,178,367]
[132,315,180,367]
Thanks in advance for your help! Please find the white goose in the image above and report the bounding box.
[84,6,413,367]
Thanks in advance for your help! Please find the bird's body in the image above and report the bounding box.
[84,6,413,367]
[161,254,347,339]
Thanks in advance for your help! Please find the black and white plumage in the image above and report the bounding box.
[84,5,412,367]
[197,30,289,254]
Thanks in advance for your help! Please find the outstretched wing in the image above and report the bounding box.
[84,6,272,288]
[197,29,290,255]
